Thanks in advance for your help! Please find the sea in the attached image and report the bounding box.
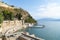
[26,21,60,40]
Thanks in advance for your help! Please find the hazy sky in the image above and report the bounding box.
[2,0,60,19]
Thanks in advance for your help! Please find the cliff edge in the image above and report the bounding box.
[0,2,37,24]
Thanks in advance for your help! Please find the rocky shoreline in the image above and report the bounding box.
[0,20,44,40]
[0,32,45,40]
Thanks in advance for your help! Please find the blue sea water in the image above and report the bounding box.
[26,21,60,40]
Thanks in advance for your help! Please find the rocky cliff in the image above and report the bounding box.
[0,2,37,23]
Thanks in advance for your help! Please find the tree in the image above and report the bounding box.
[2,10,14,20]
[9,12,14,20]
[25,15,37,23]
[0,13,4,24]
[18,13,22,20]
[16,13,22,20]
[11,5,14,7]
[2,10,10,20]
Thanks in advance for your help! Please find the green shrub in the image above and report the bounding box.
[0,13,4,24]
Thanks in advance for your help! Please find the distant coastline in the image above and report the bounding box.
[38,18,60,21]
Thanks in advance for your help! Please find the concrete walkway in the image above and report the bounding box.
[5,32,44,40]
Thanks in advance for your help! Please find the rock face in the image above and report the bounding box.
[0,1,36,34]
[1,20,25,34]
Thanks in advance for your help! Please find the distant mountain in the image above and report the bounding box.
[38,18,60,21]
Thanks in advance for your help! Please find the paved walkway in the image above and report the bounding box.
[5,32,44,40]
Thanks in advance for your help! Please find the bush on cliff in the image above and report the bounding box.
[0,13,4,23]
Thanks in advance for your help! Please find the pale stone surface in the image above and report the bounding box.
[0,38,2,40]
[1,20,26,34]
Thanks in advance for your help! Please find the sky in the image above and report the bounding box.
[1,0,60,19]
